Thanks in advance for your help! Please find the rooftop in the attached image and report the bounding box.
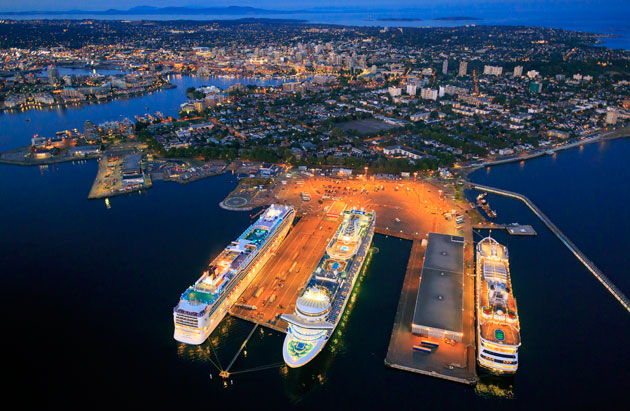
[412,233,464,335]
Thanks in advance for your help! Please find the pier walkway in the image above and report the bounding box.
[472,224,536,236]
[470,183,630,313]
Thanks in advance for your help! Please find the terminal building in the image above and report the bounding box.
[412,232,465,342]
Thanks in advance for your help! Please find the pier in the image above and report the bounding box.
[384,235,477,385]
[472,224,537,236]
[471,183,630,313]
[229,211,344,332]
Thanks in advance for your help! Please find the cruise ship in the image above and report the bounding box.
[476,236,521,374]
[173,204,295,345]
[281,208,375,367]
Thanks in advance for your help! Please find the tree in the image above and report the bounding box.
[331,127,345,138]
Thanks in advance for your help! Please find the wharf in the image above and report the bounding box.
[88,152,151,199]
[473,224,536,236]
[384,236,477,385]
[229,210,343,332]
[0,145,99,166]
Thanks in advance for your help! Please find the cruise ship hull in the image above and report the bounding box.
[475,237,521,375]
[282,331,327,368]
[282,214,375,368]
[174,209,294,345]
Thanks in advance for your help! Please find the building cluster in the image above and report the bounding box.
[1,20,629,174]
[0,57,168,110]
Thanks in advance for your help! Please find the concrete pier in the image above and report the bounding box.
[384,237,477,385]
[473,224,536,236]
[471,183,630,313]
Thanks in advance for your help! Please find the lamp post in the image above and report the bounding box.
[364,166,368,180]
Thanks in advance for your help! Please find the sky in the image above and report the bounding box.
[0,0,623,12]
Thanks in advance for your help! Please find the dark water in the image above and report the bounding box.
[0,69,282,152]
[467,138,630,405]
[2,76,629,406]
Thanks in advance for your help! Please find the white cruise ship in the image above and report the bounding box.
[476,236,521,374]
[281,208,375,367]
[173,204,295,345]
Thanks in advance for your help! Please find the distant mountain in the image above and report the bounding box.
[1,6,295,16]
[434,16,482,21]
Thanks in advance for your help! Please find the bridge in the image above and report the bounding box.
[470,183,630,313]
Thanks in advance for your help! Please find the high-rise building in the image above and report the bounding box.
[406,84,417,96]
[458,61,467,77]
[420,88,438,100]
[529,82,543,93]
[48,65,58,84]
[513,65,523,77]
[605,110,618,125]
[388,86,402,97]
[483,65,503,76]
[442,59,448,75]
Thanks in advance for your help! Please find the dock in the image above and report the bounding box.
[471,183,630,313]
[473,224,536,236]
[384,235,477,385]
[88,152,151,199]
[229,210,344,332]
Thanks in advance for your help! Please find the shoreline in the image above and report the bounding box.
[461,128,630,179]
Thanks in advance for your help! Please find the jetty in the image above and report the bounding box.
[470,183,630,313]
[472,224,536,236]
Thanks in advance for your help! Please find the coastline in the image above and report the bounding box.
[461,127,630,179]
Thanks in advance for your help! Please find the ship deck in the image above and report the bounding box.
[480,321,521,346]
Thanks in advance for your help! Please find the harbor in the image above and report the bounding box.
[219,173,480,382]
[470,183,630,313]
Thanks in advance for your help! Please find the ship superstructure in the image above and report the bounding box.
[281,208,375,367]
[476,236,521,374]
[174,204,295,345]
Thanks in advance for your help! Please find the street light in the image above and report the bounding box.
[364,166,368,180]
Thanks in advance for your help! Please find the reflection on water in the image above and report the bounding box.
[475,375,515,399]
